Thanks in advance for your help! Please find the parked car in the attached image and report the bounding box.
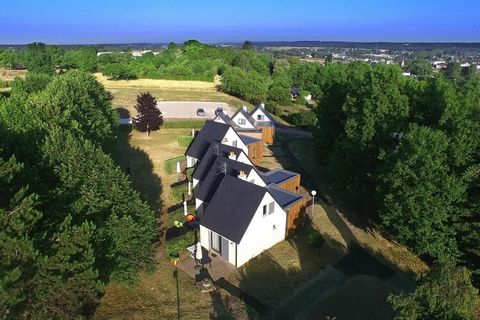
[215,107,224,116]
[196,108,205,116]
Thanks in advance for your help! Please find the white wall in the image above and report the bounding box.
[246,169,267,187]
[251,108,270,122]
[193,177,199,188]
[187,156,197,168]
[232,112,255,129]
[221,128,248,155]
[199,225,210,250]
[236,192,286,267]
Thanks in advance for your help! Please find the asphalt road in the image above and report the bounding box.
[156,101,237,119]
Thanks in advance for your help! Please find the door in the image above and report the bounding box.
[210,231,221,253]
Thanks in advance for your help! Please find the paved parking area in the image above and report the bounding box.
[156,101,237,119]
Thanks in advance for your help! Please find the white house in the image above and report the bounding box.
[186,121,248,168]
[199,175,287,267]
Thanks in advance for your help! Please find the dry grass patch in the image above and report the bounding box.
[94,259,254,320]
[0,68,27,82]
[94,73,250,116]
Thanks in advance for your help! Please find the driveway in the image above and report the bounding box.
[156,101,237,119]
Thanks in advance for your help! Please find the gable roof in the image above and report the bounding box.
[267,185,304,209]
[232,107,256,126]
[251,105,276,123]
[239,134,261,145]
[215,112,238,128]
[200,175,267,243]
[259,168,299,185]
[194,157,254,203]
[192,142,245,181]
[186,120,231,160]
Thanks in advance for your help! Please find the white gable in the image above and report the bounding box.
[221,127,248,155]
[232,111,255,129]
[214,116,226,124]
[236,192,286,266]
[251,108,271,122]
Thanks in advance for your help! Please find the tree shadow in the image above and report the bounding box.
[112,125,165,241]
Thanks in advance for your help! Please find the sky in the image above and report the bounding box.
[1,0,480,44]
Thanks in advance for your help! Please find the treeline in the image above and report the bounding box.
[313,62,480,287]
[0,71,156,318]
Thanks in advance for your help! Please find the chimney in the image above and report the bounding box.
[238,170,247,180]
[260,103,265,108]
[228,151,236,160]
[242,105,247,112]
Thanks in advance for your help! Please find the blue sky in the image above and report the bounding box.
[1,0,480,44]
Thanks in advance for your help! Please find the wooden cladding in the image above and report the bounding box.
[258,125,275,145]
[247,140,264,164]
[286,198,307,235]
[277,175,301,194]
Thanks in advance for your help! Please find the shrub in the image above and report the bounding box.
[289,110,317,128]
[265,101,281,116]
[163,120,206,129]
[165,230,196,258]
[307,231,325,248]
[164,156,186,174]
[178,135,194,147]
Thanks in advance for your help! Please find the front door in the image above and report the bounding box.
[210,231,229,261]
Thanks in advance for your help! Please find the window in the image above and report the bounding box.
[273,224,277,230]
[232,140,237,147]
[238,118,246,125]
[263,202,275,216]
[257,114,264,121]
[269,202,275,214]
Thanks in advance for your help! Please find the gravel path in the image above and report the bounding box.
[156,101,237,119]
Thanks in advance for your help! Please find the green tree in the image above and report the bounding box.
[242,40,254,50]
[133,92,163,137]
[23,42,54,74]
[404,59,433,76]
[102,62,136,80]
[390,262,479,320]
[289,110,317,128]
[444,61,462,81]
[378,124,465,259]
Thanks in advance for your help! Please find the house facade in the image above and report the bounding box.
[186,117,306,268]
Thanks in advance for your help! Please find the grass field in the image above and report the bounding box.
[94,73,251,116]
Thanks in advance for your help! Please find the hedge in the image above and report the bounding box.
[164,156,186,174]
[178,135,194,147]
[165,229,196,258]
[171,182,188,201]
[163,120,206,129]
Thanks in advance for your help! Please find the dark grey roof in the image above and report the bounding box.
[232,107,256,126]
[186,121,231,160]
[260,168,298,185]
[267,185,304,209]
[201,175,267,243]
[194,157,254,203]
[215,112,238,128]
[251,105,276,123]
[239,134,261,145]
[192,142,245,181]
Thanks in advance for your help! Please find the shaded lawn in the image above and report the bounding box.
[226,225,347,308]
[288,139,427,276]
[93,258,255,320]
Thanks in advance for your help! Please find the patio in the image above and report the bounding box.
[177,246,236,281]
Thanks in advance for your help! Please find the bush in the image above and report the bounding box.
[102,63,136,80]
[307,231,324,248]
[289,110,317,128]
[178,135,194,147]
[265,101,281,116]
[164,156,186,174]
[163,120,206,129]
[165,230,196,258]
